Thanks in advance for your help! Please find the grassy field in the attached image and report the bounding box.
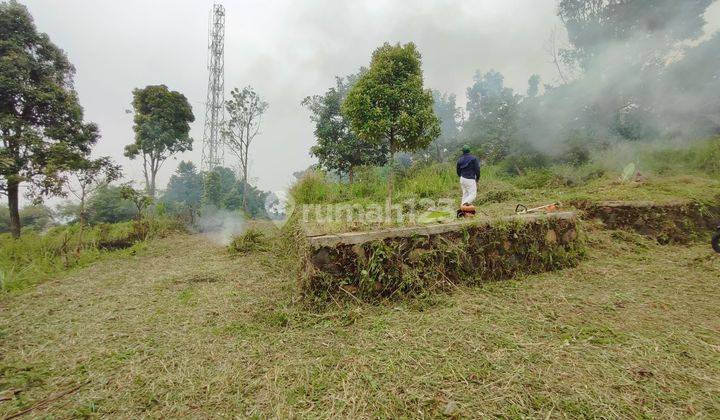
[292,138,720,235]
[0,217,185,293]
[1,225,719,418]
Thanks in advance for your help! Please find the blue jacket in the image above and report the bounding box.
[456,153,480,180]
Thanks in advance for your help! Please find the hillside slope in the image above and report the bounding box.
[1,231,719,417]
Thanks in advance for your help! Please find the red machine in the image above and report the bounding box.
[456,204,476,218]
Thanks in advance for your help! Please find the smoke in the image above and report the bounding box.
[195,206,245,245]
[455,0,720,168]
[516,1,720,156]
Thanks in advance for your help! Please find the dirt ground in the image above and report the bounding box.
[1,229,719,418]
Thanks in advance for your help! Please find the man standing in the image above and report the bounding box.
[456,145,480,206]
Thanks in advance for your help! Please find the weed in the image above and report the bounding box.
[228,228,268,254]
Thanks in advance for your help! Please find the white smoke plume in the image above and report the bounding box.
[195,206,245,245]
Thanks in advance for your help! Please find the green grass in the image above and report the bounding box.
[0,216,185,293]
[291,139,720,234]
[0,226,718,417]
[0,139,718,417]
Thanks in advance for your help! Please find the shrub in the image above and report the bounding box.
[228,228,267,254]
[550,164,607,187]
[511,169,557,189]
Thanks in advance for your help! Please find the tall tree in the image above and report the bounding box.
[526,75,541,98]
[430,90,461,161]
[124,85,194,198]
[302,72,387,182]
[0,1,99,238]
[65,157,122,254]
[162,161,203,213]
[343,42,440,208]
[224,86,268,212]
[558,0,713,70]
[462,70,520,162]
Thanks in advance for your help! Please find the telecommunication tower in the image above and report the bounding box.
[201,3,226,170]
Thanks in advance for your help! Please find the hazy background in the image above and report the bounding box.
[20,0,720,193]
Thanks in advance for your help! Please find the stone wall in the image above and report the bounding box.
[576,200,720,244]
[299,212,584,302]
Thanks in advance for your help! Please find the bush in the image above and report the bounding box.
[590,138,720,177]
[228,228,267,254]
[476,187,519,205]
[503,148,549,175]
[511,169,558,189]
[550,164,607,187]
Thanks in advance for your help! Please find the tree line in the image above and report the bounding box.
[0,1,269,238]
[304,0,720,185]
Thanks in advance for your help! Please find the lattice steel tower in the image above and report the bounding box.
[201,3,226,170]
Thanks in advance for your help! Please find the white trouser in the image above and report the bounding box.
[460,177,477,206]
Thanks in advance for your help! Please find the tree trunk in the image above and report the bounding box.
[142,154,151,196]
[149,169,157,198]
[242,141,249,214]
[348,166,354,184]
[8,179,21,239]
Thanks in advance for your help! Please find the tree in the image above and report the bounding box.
[0,1,99,238]
[223,86,268,212]
[430,90,461,161]
[0,204,54,233]
[526,75,541,98]
[462,70,520,162]
[124,85,194,198]
[201,171,223,208]
[85,185,137,224]
[65,157,122,253]
[343,42,440,208]
[558,0,713,70]
[660,32,720,138]
[120,185,153,220]
[161,161,203,214]
[302,73,387,182]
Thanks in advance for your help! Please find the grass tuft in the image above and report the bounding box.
[228,228,268,254]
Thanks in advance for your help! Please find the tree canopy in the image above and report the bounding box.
[429,90,461,161]
[462,70,520,163]
[558,0,713,70]
[0,0,99,237]
[343,42,440,206]
[224,86,268,211]
[303,72,388,182]
[124,84,194,198]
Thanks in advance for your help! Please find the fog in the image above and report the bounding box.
[16,0,720,197]
[18,0,565,193]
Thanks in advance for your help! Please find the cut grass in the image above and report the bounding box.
[1,226,718,417]
[0,216,185,293]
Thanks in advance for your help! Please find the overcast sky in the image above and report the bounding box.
[20,0,720,194]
